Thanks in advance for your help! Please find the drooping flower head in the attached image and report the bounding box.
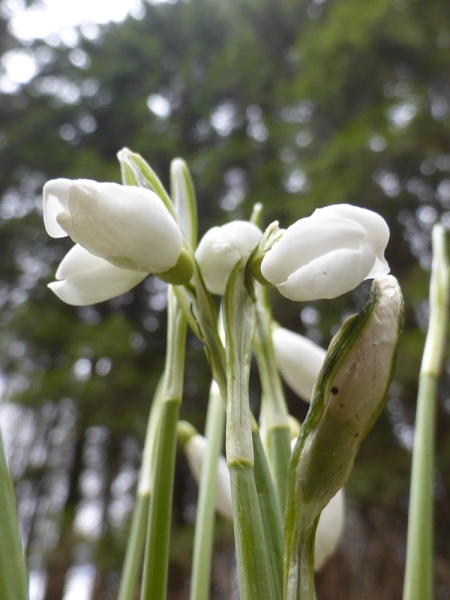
[261,204,390,301]
[195,220,262,294]
[43,178,192,305]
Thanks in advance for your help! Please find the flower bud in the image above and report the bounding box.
[291,276,403,513]
[272,326,326,402]
[43,178,183,274]
[195,221,262,295]
[260,204,390,301]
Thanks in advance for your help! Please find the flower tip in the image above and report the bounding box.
[116,147,131,161]
[43,178,72,239]
[376,274,401,298]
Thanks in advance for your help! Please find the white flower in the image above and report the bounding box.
[272,327,326,402]
[184,434,233,520]
[195,221,262,295]
[44,178,182,272]
[260,204,390,301]
[314,488,345,570]
[43,178,189,305]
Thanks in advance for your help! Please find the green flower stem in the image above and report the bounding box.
[175,263,227,400]
[189,382,225,600]
[290,519,318,600]
[254,284,291,512]
[117,493,150,600]
[224,261,275,600]
[228,464,276,599]
[252,428,284,599]
[140,288,187,600]
[0,427,28,600]
[118,381,163,600]
[403,224,449,600]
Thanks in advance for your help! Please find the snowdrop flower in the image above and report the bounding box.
[260,204,390,301]
[272,326,326,402]
[195,221,262,294]
[44,179,192,305]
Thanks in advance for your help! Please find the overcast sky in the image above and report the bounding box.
[1,0,168,88]
[6,0,144,41]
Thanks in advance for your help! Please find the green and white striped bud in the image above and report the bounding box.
[292,275,404,512]
[284,276,404,595]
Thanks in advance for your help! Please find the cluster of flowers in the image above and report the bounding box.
[43,162,393,570]
[43,178,389,306]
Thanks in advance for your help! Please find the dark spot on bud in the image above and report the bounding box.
[340,403,344,409]
[331,386,339,395]
[354,432,360,438]
[355,414,360,421]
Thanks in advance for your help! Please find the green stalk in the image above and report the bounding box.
[0,427,28,600]
[117,493,150,600]
[174,263,227,399]
[254,284,291,512]
[118,380,163,600]
[189,382,225,600]
[252,428,284,599]
[140,288,187,600]
[403,224,449,600]
[224,261,275,600]
[292,520,318,600]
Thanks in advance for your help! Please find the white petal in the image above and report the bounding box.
[49,248,147,305]
[261,216,366,286]
[43,178,72,238]
[185,435,232,519]
[277,243,376,301]
[272,327,326,402]
[215,454,233,519]
[54,244,107,280]
[315,488,345,571]
[196,221,262,295]
[44,179,182,273]
[314,204,390,256]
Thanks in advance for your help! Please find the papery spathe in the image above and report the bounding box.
[272,327,326,402]
[195,221,262,295]
[261,204,390,301]
[44,178,183,273]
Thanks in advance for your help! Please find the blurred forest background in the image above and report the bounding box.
[0,0,450,598]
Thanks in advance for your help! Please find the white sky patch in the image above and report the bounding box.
[63,565,96,600]
[7,0,144,42]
